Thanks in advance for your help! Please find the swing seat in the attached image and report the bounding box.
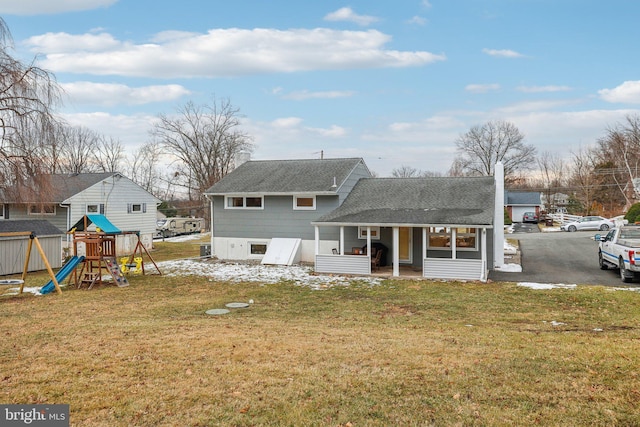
[0,279,25,285]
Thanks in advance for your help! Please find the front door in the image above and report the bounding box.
[399,227,412,263]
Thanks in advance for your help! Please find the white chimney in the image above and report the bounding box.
[494,162,505,268]
[236,150,251,167]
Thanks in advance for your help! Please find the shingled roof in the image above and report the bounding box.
[504,191,542,206]
[0,220,63,236]
[204,158,367,194]
[2,173,119,203]
[313,176,496,226]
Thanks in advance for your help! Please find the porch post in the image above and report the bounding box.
[451,228,457,260]
[481,228,487,280]
[314,226,319,255]
[392,226,399,277]
[339,226,344,255]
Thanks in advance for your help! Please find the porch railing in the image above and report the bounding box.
[315,254,371,275]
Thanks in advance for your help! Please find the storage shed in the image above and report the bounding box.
[0,220,63,276]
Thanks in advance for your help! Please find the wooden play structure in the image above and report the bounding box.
[69,215,161,289]
[0,231,65,295]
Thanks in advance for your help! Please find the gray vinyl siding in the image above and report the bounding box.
[2,206,69,232]
[212,195,341,240]
[337,163,370,203]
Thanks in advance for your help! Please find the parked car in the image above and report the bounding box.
[560,216,615,232]
[522,212,539,223]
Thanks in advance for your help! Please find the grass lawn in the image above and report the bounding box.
[1,241,640,426]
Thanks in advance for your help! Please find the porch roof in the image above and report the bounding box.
[312,176,495,227]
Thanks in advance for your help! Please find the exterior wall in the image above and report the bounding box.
[212,194,341,241]
[336,162,371,203]
[213,236,337,263]
[3,205,68,232]
[0,235,62,275]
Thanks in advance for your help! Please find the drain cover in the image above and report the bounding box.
[205,308,230,315]
[225,302,250,308]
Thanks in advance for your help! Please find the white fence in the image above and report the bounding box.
[547,213,582,224]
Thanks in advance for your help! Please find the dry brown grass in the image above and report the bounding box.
[1,251,640,426]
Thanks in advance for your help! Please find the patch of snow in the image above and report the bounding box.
[504,240,517,255]
[2,286,42,296]
[541,227,562,233]
[155,232,210,243]
[517,282,577,290]
[495,263,522,273]
[611,287,640,292]
[550,320,566,326]
[158,259,383,290]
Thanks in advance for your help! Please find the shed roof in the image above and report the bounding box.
[313,176,496,226]
[0,220,63,236]
[204,158,367,194]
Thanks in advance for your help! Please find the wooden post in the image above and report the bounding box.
[33,236,62,294]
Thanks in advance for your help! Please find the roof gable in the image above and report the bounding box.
[204,158,368,194]
[315,176,496,226]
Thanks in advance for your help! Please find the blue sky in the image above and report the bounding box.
[2,0,640,176]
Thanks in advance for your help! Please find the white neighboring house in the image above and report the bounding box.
[0,172,161,255]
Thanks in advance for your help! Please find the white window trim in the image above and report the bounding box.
[128,203,146,214]
[427,227,478,251]
[358,226,380,240]
[28,204,56,216]
[293,195,316,210]
[224,195,264,210]
[86,203,105,214]
[0,204,4,219]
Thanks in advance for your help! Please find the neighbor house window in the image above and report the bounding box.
[358,226,380,240]
[293,195,316,210]
[86,204,105,214]
[225,196,264,209]
[249,242,268,256]
[428,227,478,250]
[127,203,146,214]
[28,204,56,216]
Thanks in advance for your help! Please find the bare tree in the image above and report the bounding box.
[0,17,62,196]
[127,141,163,195]
[391,165,419,178]
[537,151,565,212]
[569,146,601,215]
[95,136,124,173]
[151,97,254,196]
[451,120,536,181]
[58,126,100,174]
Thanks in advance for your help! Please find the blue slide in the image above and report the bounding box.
[40,255,85,294]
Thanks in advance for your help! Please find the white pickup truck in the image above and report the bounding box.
[596,226,640,282]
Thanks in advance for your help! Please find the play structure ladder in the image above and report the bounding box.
[104,257,129,287]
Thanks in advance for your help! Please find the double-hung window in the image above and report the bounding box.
[28,204,56,216]
[225,196,263,209]
[87,204,105,214]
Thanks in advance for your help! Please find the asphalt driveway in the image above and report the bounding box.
[489,228,640,287]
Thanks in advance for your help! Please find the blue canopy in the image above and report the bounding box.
[69,214,121,234]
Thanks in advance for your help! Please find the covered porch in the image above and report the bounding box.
[313,224,491,282]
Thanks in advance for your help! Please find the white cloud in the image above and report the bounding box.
[60,82,191,106]
[407,16,428,26]
[60,111,158,148]
[482,48,524,58]
[599,81,640,104]
[0,0,117,15]
[307,125,347,138]
[465,83,501,93]
[26,28,445,78]
[324,7,379,26]
[281,90,356,101]
[517,85,572,93]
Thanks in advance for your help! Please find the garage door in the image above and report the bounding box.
[511,207,529,222]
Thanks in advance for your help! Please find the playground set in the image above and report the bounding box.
[0,214,161,295]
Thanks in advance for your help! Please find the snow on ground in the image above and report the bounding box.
[159,259,383,290]
[517,282,577,290]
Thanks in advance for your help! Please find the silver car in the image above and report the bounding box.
[560,216,615,232]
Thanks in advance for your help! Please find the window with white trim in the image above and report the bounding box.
[428,227,478,250]
[358,226,380,240]
[127,203,147,214]
[28,204,56,216]
[86,203,105,214]
[225,196,263,209]
[293,195,316,210]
